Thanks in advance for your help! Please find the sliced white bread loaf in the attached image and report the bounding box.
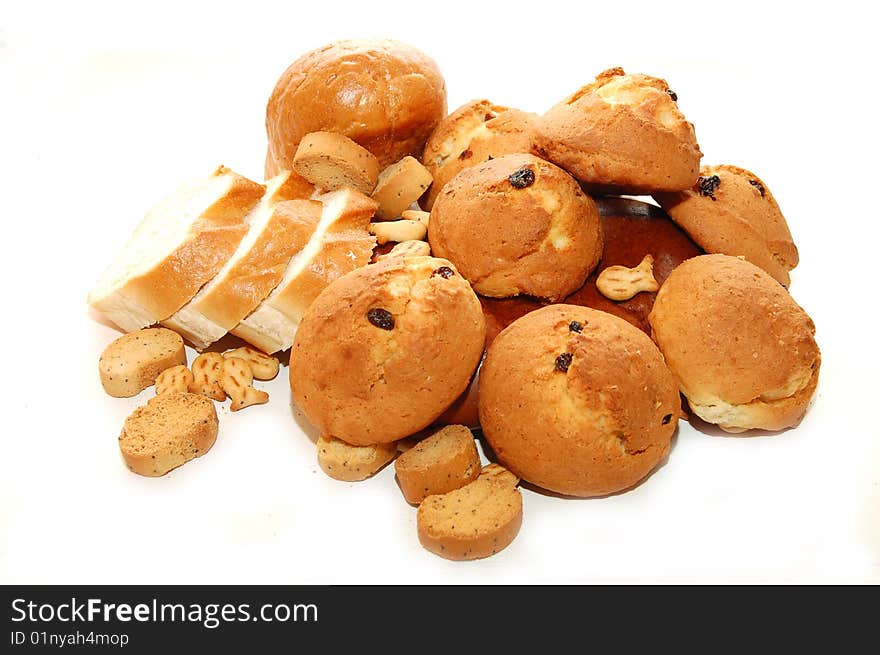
[88,166,265,332]
[161,171,316,349]
[232,188,378,353]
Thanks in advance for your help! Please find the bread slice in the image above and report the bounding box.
[119,392,218,476]
[232,188,378,353]
[417,464,522,560]
[162,171,317,349]
[99,327,186,398]
[88,166,265,332]
[395,425,481,505]
[316,434,398,482]
[293,131,380,195]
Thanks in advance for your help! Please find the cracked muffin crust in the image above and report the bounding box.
[479,304,679,497]
[536,67,702,193]
[290,256,485,446]
[648,254,820,433]
[428,154,603,301]
[421,99,539,209]
[653,164,799,286]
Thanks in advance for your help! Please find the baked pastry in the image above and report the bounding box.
[394,424,481,504]
[292,132,380,195]
[88,166,264,332]
[316,435,398,482]
[653,164,799,286]
[417,463,522,560]
[232,189,377,354]
[290,256,486,446]
[119,392,218,477]
[162,171,317,349]
[536,67,701,193]
[429,154,603,301]
[648,254,820,432]
[479,304,679,497]
[265,39,446,176]
[421,100,538,209]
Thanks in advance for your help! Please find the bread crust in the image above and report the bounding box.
[429,154,603,301]
[89,166,264,332]
[290,256,486,446]
[654,165,798,286]
[479,305,679,497]
[536,68,701,193]
[265,39,447,175]
[648,254,820,432]
[421,100,539,209]
[119,392,218,476]
[395,425,481,504]
[99,328,186,397]
[417,465,522,560]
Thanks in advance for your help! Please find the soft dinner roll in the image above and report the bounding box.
[429,154,603,301]
[266,39,447,176]
[648,254,820,433]
[537,67,701,193]
[479,305,679,497]
[290,256,485,446]
[654,164,799,286]
[421,99,538,209]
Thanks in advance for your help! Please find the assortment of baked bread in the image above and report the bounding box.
[89,38,820,560]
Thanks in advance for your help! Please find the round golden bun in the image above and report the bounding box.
[421,99,539,209]
[648,254,820,433]
[266,39,447,176]
[290,256,485,446]
[654,164,799,286]
[479,305,679,497]
[428,154,603,301]
[536,67,702,193]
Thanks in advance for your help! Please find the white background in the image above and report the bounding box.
[1,0,877,583]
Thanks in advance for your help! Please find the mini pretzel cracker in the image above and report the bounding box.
[220,357,269,411]
[369,219,427,245]
[401,209,431,229]
[376,239,431,261]
[596,254,660,301]
[155,365,194,395]
[188,352,226,401]
[222,346,279,381]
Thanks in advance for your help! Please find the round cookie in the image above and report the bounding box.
[648,254,820,433]
[479,305,679,497]
[653,164,799,286]
[265,39,447,176]
[536,67,702,193]
[290,256,485,446]
[421,99,539,209]
[428,153,603,301]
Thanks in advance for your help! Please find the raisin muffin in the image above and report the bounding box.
[421,100,539,209]
[536,67,702,193]
[479,305,680,497]
[648,254,820,433]
[266,39,447,175]
[290,256,485,446]
[654,164,799,286]
[428,154,603,301]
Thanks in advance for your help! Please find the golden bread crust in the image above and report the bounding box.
[536,68,701,193]
[654,164,799,286]
[428,154,603,301]
[648,254,820,432]
[479,305,679,497]
[265,39,447,175]
[290,256,486,445]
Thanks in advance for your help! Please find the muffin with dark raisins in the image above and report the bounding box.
[290,256,485,446]
[536,67,702,194]
[654,164,798,286]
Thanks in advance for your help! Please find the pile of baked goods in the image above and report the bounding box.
[89,39,820,560]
